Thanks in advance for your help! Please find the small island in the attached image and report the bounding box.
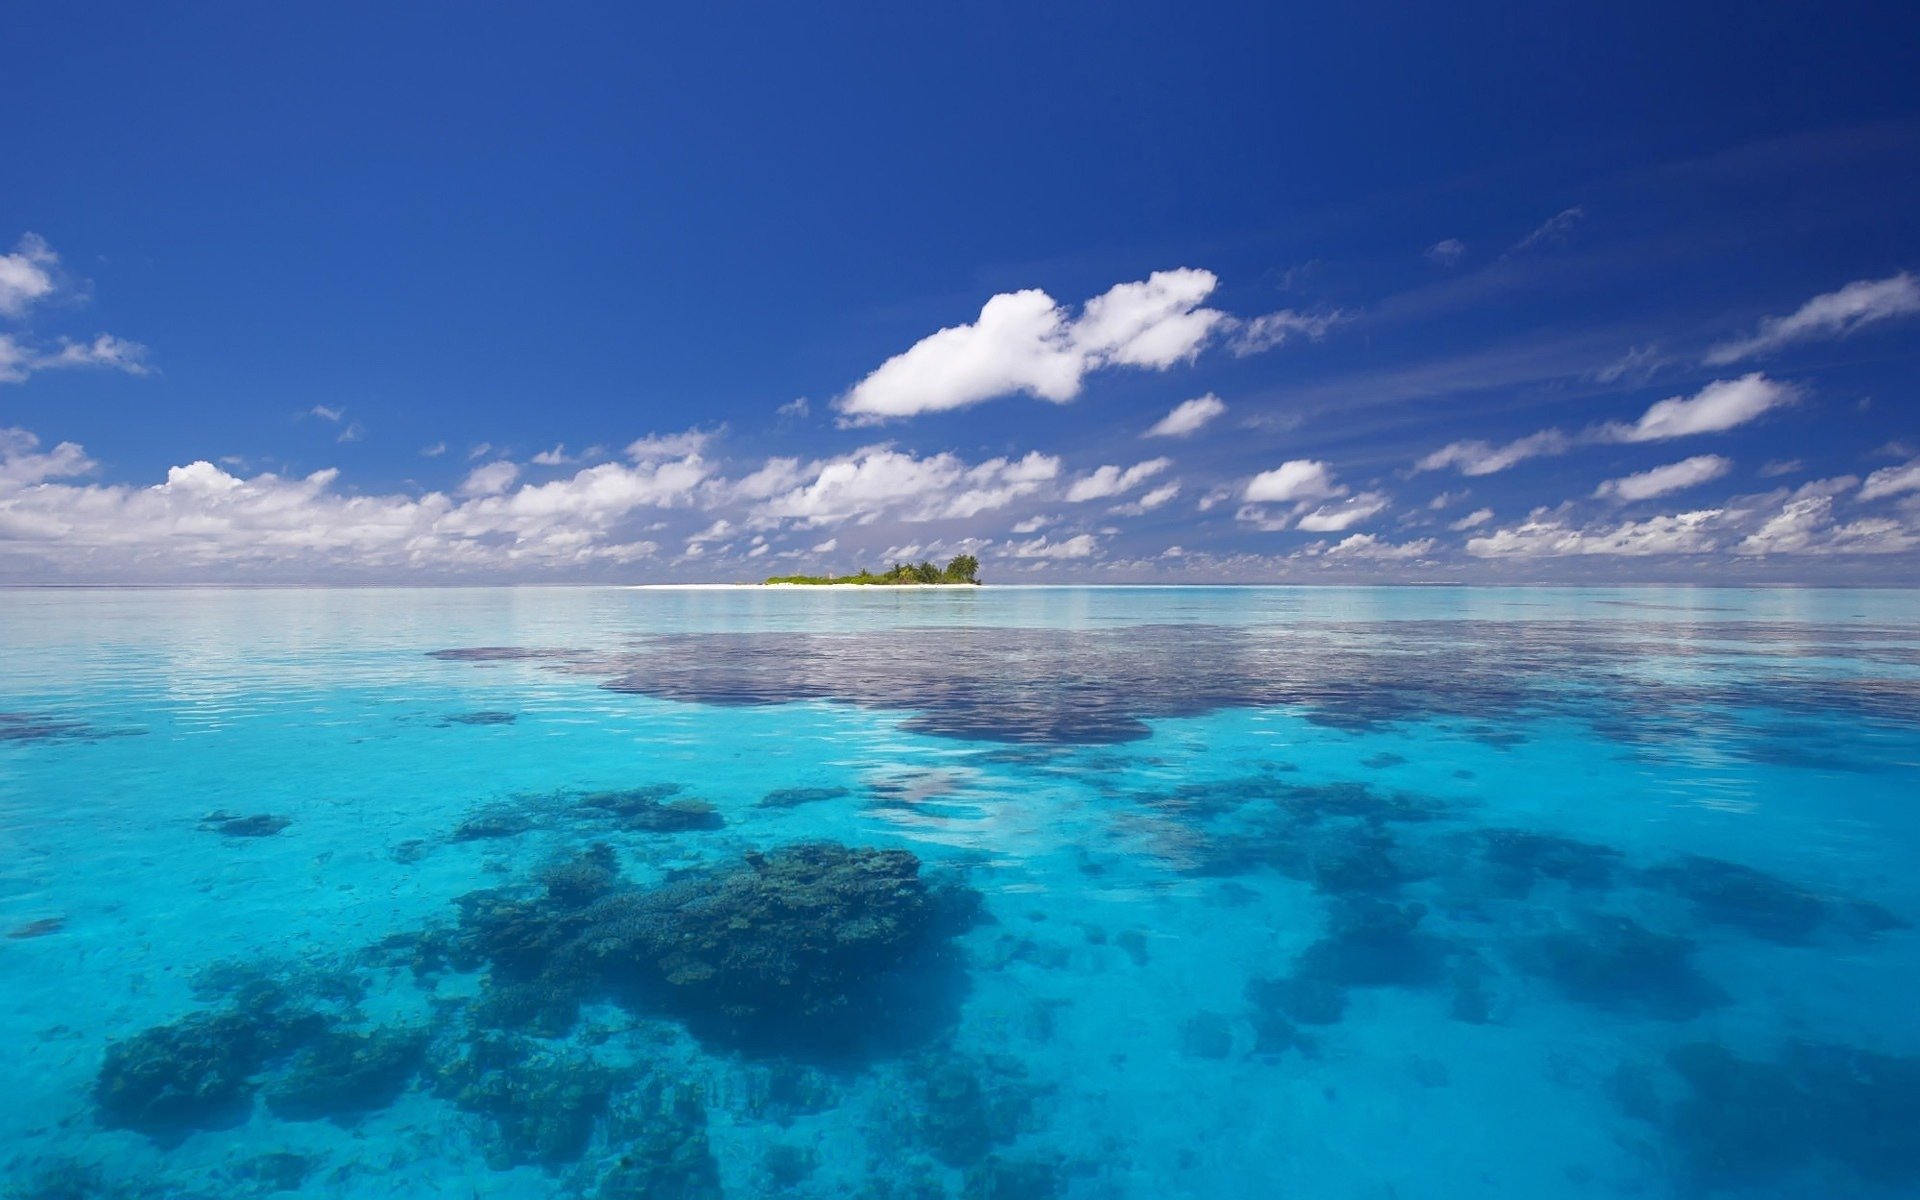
[766,554,980,586]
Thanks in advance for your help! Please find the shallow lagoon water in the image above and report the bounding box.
[2,585,1918,1199]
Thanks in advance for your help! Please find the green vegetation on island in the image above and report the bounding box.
[766,554,980,586]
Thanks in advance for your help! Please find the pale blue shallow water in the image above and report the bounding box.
[2,586,1918,1199]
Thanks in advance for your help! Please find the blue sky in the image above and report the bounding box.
[3,2,1919,582]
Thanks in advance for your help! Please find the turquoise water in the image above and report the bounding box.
[3,586,1918,1199]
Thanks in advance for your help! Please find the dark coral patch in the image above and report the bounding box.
[441,710,518,726]
[1521,914,1726,1020]
[263,1028,426,1122]
[1643,855,1832,945]
[1631,1041,1920,1188]
[198,811,292,838]
[759,785,852,809]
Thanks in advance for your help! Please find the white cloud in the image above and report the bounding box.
[1244,459,1344,503]
[39,334,150,376]
[0,428,96,489]
[336,421,365,444]
[1593,454,1732,502]
[1859,459,1920,501]
[0,330,152,386]
[1736,495,1917,556]
[1005,533,1098,559]
[1227,309,1341,356]
[1449,507,1494,530]
[1066,457,1170,502]
[531,444,573,466]
[1322,533,1436,560]
[1145,393,1226,438]
[1706,273,1920,364]
[1417,375,1797,478]
[755,446,1059,525]
[627,428,717,461]
[778,397,810,419]
[1467,510,1722,557]
[1512,206,1585,253]
[1600,373,1796,442]
[1759,458,1803,478]
[837,269,1227,421]
[309,405,345,422]
[810,537,837,553]
[459,460,521,497]
[1295,491,1389,532]
[467,443,493,460]
[1110,482,1181,516]
[0,427,708,577]
[0,234,59,318]
[1415,430,1572,476]
[421,442,448,458]
[1425,239,1465,266]
[1010,514,1052,534]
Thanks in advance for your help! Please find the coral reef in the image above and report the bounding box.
[262,1028,426,1122]
[430,1032,617,1169]
[94,1004,322,1139]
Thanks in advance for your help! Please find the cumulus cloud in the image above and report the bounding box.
[1145,393,1226,438]
[1859,459,1920,502]
[1599,373,1796,442]
[1425,239,1466,266]
[837,270,1229,421]
[459,460,521,497]
[627,428,717,461]
[1004,533,1098,559]
[1244,459,1344,503]
[0,425,704,578]
[1593,454,1732,502]
[755,446,1059,525]
[1295,491,1389,532]
[1736,495,1917,556]
[0,330,152,385]
[1467,510,1722,557]
[1110,482,1181,516]
[1706,273,1920,365]
[1321,533,1436,560]
[1415,430,1571,476]
[1065,457,1170,502]
[0,234,59,318]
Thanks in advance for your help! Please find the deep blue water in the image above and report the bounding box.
[2,586,1918,1199]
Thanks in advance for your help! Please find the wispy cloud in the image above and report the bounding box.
[1706,273,1920,364]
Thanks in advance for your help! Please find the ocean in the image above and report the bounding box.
[2,585,1916,1199]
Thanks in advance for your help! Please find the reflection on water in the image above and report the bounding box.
[1,586,1918,1199]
